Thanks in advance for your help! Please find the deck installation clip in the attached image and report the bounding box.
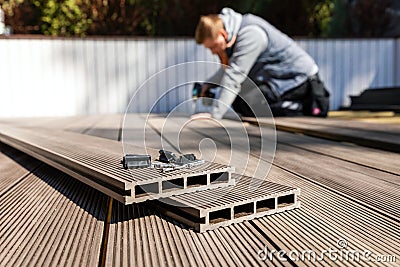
[152,150,205,172]
[121,154,151,169]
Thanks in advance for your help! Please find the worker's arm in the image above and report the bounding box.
[206,67,225,85]
[211,25,268,119]
[200,67,224,97]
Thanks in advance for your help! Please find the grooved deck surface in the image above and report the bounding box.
[144,115,400,265]
[243,116,400,153]
[154,174,300,232]
[0,150,107,267]
[168,174,297,210]
[0,144,41,195]
[0,124,234,204]
[0,114,399,266]
[106,202,286,267]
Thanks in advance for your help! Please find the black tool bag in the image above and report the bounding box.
[268,74,330,117]
[301,75,330,117]
[232,74,330,117]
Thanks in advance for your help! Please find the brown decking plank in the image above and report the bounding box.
[0,124,235,204]
[152,174,300,232]
[174,116,400,220]
[328,111,396,119]
[104,201,278,267]
[92,115,284,266]
[282,116,400,134]
[84,114,123,141]
[0,144,41,195]
[273,130,400,176]
[147,115,399,266]
[0,116,96,130]
[0,117,63,128]
[0,164,107,266]
[242,116,400,153]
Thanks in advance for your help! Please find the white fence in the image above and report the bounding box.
[0,37,399,117]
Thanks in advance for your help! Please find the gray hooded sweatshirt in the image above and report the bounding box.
[208,8,318,119]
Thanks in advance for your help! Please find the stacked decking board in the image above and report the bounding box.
[153,174,300,232]
[192,117,400,220]
[0,122,301,232]
[0,124,235,204]
[0,116,293,266]
[1,114,399,266]
[141,114,400,264]
[169,115,400,223]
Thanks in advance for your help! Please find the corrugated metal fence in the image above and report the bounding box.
[0,37,399,117]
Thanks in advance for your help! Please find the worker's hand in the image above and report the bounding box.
[200,84,210,97]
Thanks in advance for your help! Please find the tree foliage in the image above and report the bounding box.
[1,0,164,36]
[0,0,398,37]
[152,0,334,37]
[1,0,41,33]
[38,0,91,36]
[84,0,165,35]
[349,0,393,37]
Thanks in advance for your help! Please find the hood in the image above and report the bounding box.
[218,8,243,43]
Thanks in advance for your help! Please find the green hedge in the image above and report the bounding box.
[0,0,396,37]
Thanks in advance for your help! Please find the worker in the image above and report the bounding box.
[194,8,330,119]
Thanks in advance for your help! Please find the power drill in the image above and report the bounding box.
[192,82,216,106]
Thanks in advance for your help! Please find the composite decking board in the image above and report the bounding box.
[78,113,154,150]
[105,201,288,267]
[0,117,62,128]
[274,142,400,212]
[0,115,95,130]
[60,115,107,134]
[167,174,296,209]
[225,132,396,260]
[0,124,232,184]
[242,116,400,153]
[122,113,165,151]
[83,114,124,141]
[0,164,107,267]
[280,116,400,134]
[242,119,400,181]
[163,116,400,220]
[37,113,166,150]
[272,146,400,218]
[3,114,397,265]
[40,115,101,131]
[253,181,400,267]
[327,111,396,118]
[326,111,400,124]
[274,130,400,176]
[299,118,400,136]
[0,144,41,195]
[146,115,399,265]
[71,114,289,264]
[66,114,398,266]
[343,116,400,124]
[0,124,235,203]
[153,174,300,232]
[82,115,400,218]
[85,115,289,266]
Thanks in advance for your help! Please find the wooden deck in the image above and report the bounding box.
[0,114,399,266]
